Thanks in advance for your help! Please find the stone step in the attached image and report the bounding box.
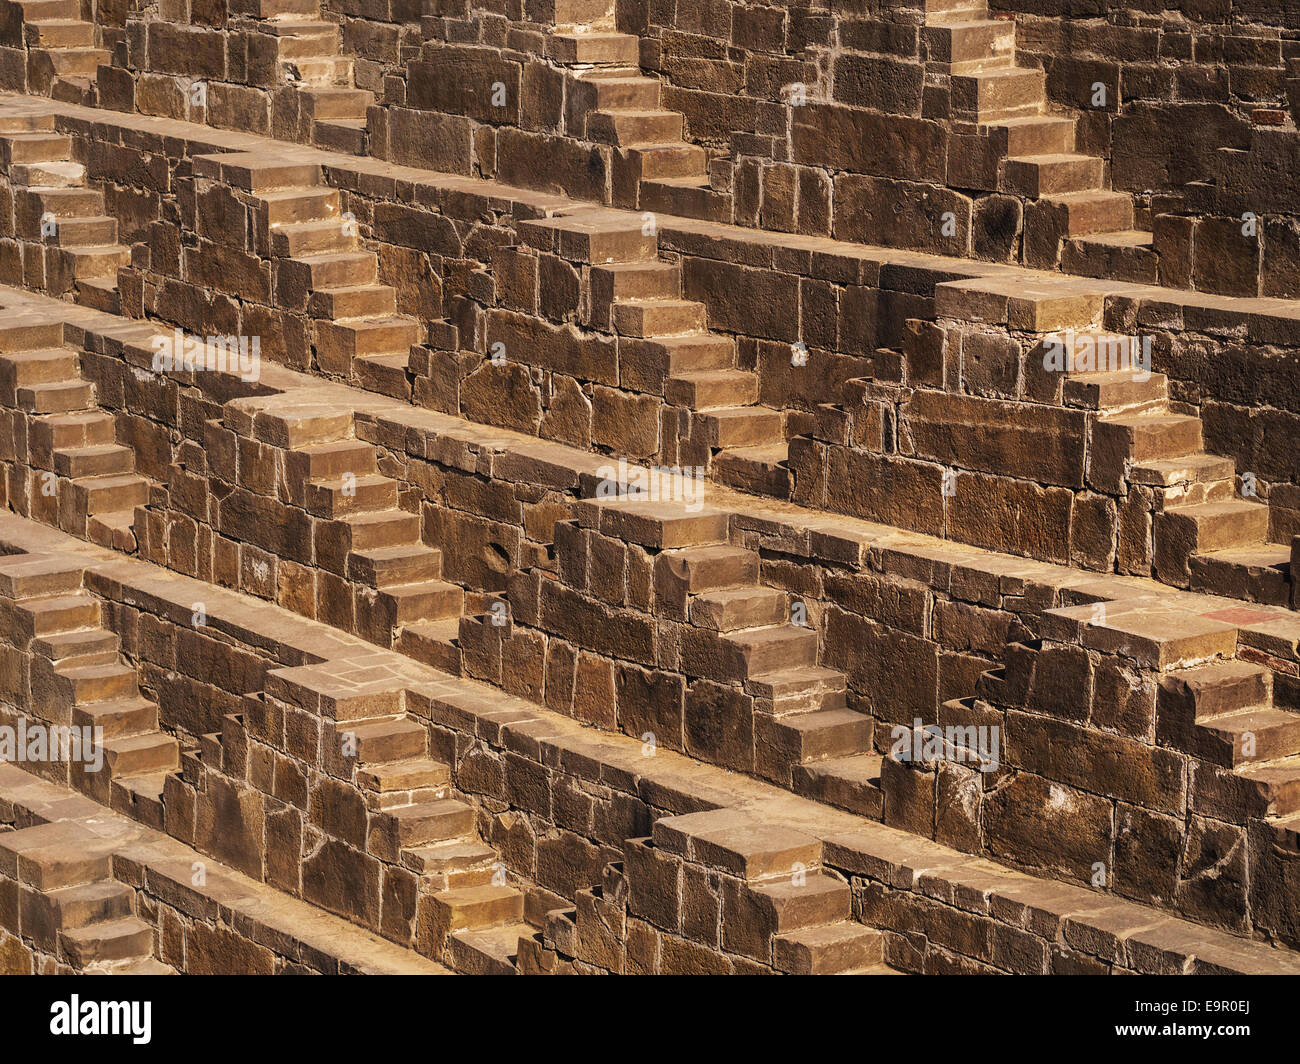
[651,809,822,879]
[15,185,102,225]
[712,443,791,497]
[72,696,159,740]
[590,260,680,306]
[925,0,991,22]
[355,756,451,796]
[36,46,109,78]
[791,753,885,819]
[924,18,1016,74]
[0,130,72,164]
[1240,756,1300,818]
[1004,153,1105,197]
[344,716,429,764]
[315,316,421,362]
[55,214,119,244]
[1040,189,1135,237]
[60,916,153,968]
[659,544,759,595]
[68,472,150,515]
[33,626,119,666]
[1096,412,1203,463]
[572,71,660,114]
[665,368,758,409]
[757,708,875,781]
[0,345,78,390]
[618,333,734,391]
[401,838,497,880]
[373,798,476,855]
[18,0,82,18]
[54,443,134,479]
[60,243,130,280]
[1130,452,1236,489]
[588,108,683,147]
[697,405,785,449]
[259,186,340,225]
[25,19,95,48]
[690,586,788,631]
[950,66,1045,121]
[0,822,112,888]
[372,580,464,627]
[309,283,397,320]
[611,298,706,337]
[99,732,180,779]
[549,31,640,64]
[86,510,137,553]
[51,660,138,706]
[313,118,368,155]
[1162,499,1271,554]
[337,509,422,551]
[303,473,398,517]
[15,592,101,637]
[271,218,354,257]
[288,57,357,87]
[721,625,819,677]
[448,922,530,974]
[427,885,526,944]
[745,664,848,707]
[1062,229,1159,284]
[298,250,378,288]
[394,617,462,674]
[1196,706,1300,768]
[639,176,733,223]
[45,880,134,931]
[748,873,851,931]
[1162,659,1273,722]
[773,922,885,974]
[12,158,86,187]
[293,438,378,480]
[0,554,84,599]
[627,142,708,181]
[107,957,176,975]
[347,543,442,588]
[355,352,411,399]
[18,377,91,413]
[1189,544,1291,607]
[31,413,115,455]
[1063,369,1167,412]
[988,114,1075,156]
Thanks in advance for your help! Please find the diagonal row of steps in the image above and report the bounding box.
[12,0,106,104]
[236,0,375,154]
[1060,331,1287,603]
[0,553,180,828]
[0,819,173,973]
[277,414,464,647]
[0,111,129,311]
[0,320,151,550]
[923,0,1150,279]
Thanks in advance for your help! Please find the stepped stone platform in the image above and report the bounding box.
[1,1,1300,977]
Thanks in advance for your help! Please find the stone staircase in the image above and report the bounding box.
[233,0,374,153]
[1057,329,1286,603]
[923,0,1150,277]
[516,210,786,475]
[0,111,129,310]
[520,808,899,974]
[543,0,726,219]
[0,819,173,973]
[0,320,151,550]
[184,662,529,972]
[0,553,180,829]
[194,153,422,394]
[581,495,882,810]
[5,0,106,103]
[267,405,464,648]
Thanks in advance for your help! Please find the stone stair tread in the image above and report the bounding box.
[357,757,450,791]
[112,771,169,802]
[746,665,846,695]
[449,921,531,974]
[715,442,788,464]
[1130,453,1235,486]
[1077,228,1154,248]
[1194,543,1290,569]
[803,752,884,783]
[1200,704,1299,731]
[104,957,176,975]
[1007,151,1098,165]
[401,838,496,874]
